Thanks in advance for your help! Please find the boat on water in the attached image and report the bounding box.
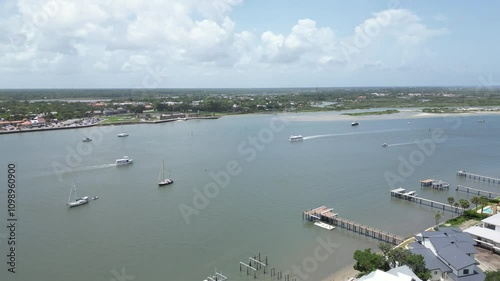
[314,221,335,230]
[478,119,485,123]
[67,181,89,208]
[351,122,359,126]
[158,160,174,186]
[289,135,303,142]
[116,155,133,165]
[382,143,388,147]
[82,137,92,142]
[117,126,128,137]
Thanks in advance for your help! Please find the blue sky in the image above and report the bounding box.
[0,0,498,88]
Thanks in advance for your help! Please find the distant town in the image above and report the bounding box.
[1,87,500,132]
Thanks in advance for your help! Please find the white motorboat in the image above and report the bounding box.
[117,125,128,137]
[67,181,89,208]
[116,155,133,165]
[314,221,335,230]
[382,143,388,147]
[351,121,359,126]
[289,135,303,142]
[82,137,92,142]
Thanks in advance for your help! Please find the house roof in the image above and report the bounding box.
[448,269,485,281]
[481,213,500,226]
[358,266,421,281]
[410,246,450,272]
[437,244,477,270]
[464,226,500,244]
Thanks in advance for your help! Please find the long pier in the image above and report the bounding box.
[457,170,500,184]
[303,206,406,245]
[391,188,465,214]
[456,185,500,198]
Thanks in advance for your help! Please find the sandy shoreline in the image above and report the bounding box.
[322,263,358,281]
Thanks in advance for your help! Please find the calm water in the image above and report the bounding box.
[1,112,500,281]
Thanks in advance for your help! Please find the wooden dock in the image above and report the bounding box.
[303,206,406,245]
[457,170,500,184]
[391,188,465,214]
[456,185,500,198]
[421,179,449,190]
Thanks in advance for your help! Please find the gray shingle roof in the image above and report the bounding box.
[410,247,450,272]
[437,244,477,270]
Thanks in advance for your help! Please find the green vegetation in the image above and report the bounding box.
[485,269,500,281]
[100,116,140,124]
[353,244,431,281]
[342,109,399,116]
[445,210,489,226]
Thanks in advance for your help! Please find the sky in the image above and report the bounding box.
[0,0,499,89]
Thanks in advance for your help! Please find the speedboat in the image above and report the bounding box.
[351,122,359,126]
[382,143,388,147]
[82,137,92,142]
[117,132,129,137]
[116,156,133,165]
[289,135,303,142]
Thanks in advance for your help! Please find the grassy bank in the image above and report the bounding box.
[342,109,400,116]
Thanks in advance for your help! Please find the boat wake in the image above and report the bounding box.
[302,129,408,140]
[386,142,416,147]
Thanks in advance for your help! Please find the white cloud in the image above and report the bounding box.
[0,2,450,87]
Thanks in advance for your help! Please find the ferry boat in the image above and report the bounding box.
[289,135,303,142]
[116,156,133,165]
[351,122,359,126]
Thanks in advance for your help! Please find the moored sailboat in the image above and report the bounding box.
[67,180,89,208]
[158,160,174,186]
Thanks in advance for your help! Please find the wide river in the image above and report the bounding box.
[1,111,500,281]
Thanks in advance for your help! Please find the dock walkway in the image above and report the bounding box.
[456,185,500,198]
[303,206,405,245]
[457,170,500,184]
[391,188,465,214]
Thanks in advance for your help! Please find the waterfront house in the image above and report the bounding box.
[409,228,484,281]
[358,265,422,281]
[464,213,500,253]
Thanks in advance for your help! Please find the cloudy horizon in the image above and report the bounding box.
[0,0,498,89]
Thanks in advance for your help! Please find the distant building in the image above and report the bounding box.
[464,213,500,253]
[409,227,484,281]
[358,265,422,281]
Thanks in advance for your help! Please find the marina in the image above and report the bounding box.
[420,179,450,190]
[455,185,500,198]
[303,206,406,245]
[457,170,500,184]
[391,188,465,214]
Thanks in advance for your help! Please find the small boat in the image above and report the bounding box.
[82,137,92,142]
[314,221,335,230]
[67,180,89,208]
[289,135,303,142]
[478,119,485,123]
[158,160,174,186]
[351,122,359,126]
[382,143,388,147]
[117,125,128,137]
[91,196,99,200]
[116,155,133,165]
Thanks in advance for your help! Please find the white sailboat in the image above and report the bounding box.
[117,125,128,137]
[158,160,174,186]
[67,180,89,208]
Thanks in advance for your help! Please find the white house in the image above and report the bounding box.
[464,213,500,253]
[358,265,422,281]
[410,228,484,281]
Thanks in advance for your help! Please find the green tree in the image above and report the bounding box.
[406,253,432,281]
[454,202,461,216]
[480,196,490,213]
[485,269,500,281]
[471,196,480,209]
[435,211,441,225]
[378,243,392,257]
[447,196,455,207]
[459,199,470,210]
[353,249,388,275]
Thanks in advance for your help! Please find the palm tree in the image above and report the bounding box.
[447,196,455,207]
[435,211,441,225]
[471,196,480,209]
[480,196,489,213]
[459,199,470,210]
[454,202,460,216]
